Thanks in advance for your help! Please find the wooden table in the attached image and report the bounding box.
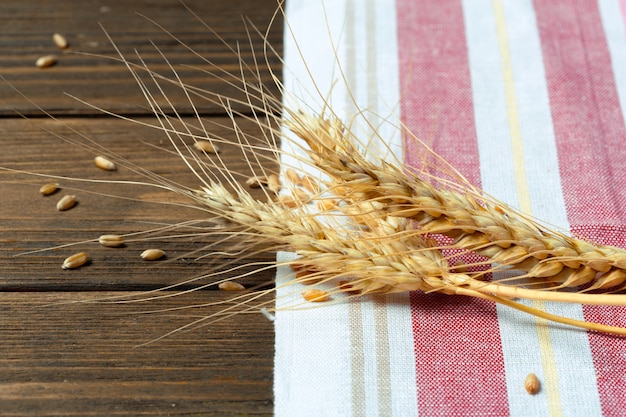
[0,1,281,415]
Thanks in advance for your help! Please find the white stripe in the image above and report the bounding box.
[599,0,626,127]
[384,293,420,416]
[274,252,354,417]
[277,1,409,416]
[462,0,519,206]
[463,0,602,415]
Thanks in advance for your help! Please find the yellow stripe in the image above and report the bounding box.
[533,300,563,417]
[492,1,562,415]
[343,4,368,416]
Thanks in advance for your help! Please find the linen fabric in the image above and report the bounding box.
[275,1,626,416]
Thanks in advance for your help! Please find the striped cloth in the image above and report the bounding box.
[274,1,626,416]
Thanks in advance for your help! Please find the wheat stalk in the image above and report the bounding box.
[69,23,626,336]
[5,4,626,338]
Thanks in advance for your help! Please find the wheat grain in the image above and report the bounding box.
[301,175,321,194]
[316,198,338,211]
[36,55,57,68]
[56,194,76,211]
[193,140,220,154]
[302,289,330,302]
[291,188,311,202]
[39,182,59,196]
[275,195,300,208]
[218,281,246,291]
[62,252,89,269]
[246,175,268,188]
[52,33,69,50]
[140,249,165,261]
[94,156,117,171]
[267,174,281,194]
[98,234,125,248]
[285,168,301,185]
[245,174,280,193]
[525,373,540,395]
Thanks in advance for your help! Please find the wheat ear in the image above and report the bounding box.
[89,25,626,335]
[12,6,626,337]
[284,110,626,295]
[184,170,626,335]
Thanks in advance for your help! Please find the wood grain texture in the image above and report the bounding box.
[0,1,282,415]
[0,0,282,116]
[0,117,278,291]
[0,291,274,416]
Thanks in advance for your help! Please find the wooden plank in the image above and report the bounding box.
[0,291,274,416]
[0,0,283,116]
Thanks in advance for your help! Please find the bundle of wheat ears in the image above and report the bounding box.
[5,5,626,338]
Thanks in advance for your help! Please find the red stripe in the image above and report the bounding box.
[396,1,509,415]
[534,0,626,415]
